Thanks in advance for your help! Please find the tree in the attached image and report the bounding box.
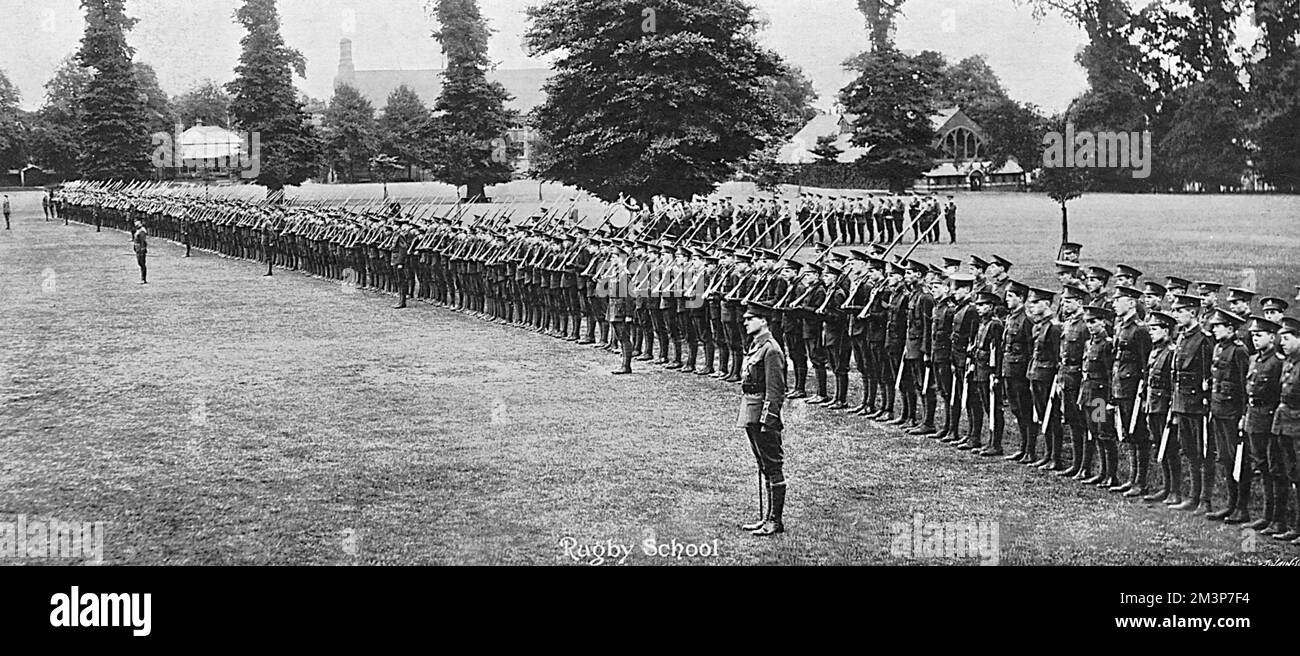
[1035,116,1090,243]
[857,0,908,52]
[377,84,432,174]
[840,48,943,192]
[1247,0,1300,191]
[76,0,154,180]
[525,0,787,203]
[322,83,377,183]
[227,0,321,193]
[767,63,819,138]
[426,0,518,201]
[0,68,22,171]
[810,135,843,164]
[936,55,1048,168]
[24,57,91,177]
[134,63,175,135]
[174,79,232,128]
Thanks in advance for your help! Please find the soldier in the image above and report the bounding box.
[1169,294,1215,513]
[844,253,876,414]
[1001,281,1036,461]
[1206,309,1250,521]
[945,274,978,444]
[737,301,788,536]
[1141,281,1165,314]
[608,249,637,375]
[962,291,1004,455]
[927,273,956,438]
[943,195,957,244]
[1080,305,1120,487]
[1059,241,1083,263]
[1269,318,1300,543]
[798,262,829,403]
[260,217,279,277]
[1226,288,1256,354]
[132,220,149,284]
[1056,285,1092,479]
[1261,297,1289,325]
[904,260,936,434]
[1083,266,1112,309]
[878,261,909,423]
[1143,311,1181,505]
[2,194,9,230]
[1027,287,1064,470]
[1237,316,1284,528]
[818,264,851,409]
[1195,280,1223,327]
[1111,286,1153,496]
[777,260,807,395]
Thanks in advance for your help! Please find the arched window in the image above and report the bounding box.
[939,126,983,160]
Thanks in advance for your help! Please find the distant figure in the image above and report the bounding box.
[132,220,149,284]
[42,194,51,220]
[944,195,957,244]
[3,194,10,230]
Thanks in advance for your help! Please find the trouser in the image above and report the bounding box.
[851,334,872,406]
[136,252,147,282]
[1176,413,1214,503]
[1030,378,1061,462]
[900,357,923,423]
[1061,386,1086,469]
[879,347,900,414]
[968,378,1004,449]
[711,312,729,372]
[614,321,634,371]
[745,423,785,485]
[1005,376,1034,452]
[1212,416,1243,502]
[949,359,968,437]
[946,218,956,242]
[804,322,826,372]
[1151,410,1180,494]
[785,323,806,388]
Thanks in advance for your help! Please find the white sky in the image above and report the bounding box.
[1,0,1090,112]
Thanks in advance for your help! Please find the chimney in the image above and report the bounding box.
[337,39,356,86]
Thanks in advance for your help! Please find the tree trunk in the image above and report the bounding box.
[464,180,487,203]
[1060,201,1069,245]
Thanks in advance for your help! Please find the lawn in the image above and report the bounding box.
[1,187,1298,565]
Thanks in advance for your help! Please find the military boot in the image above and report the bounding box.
[1225,468,1252,524]
[828,375,849,410]
[751,482,786,536]
[786,369,807,399]
[1271,484,1299,540]
[740,476,767,531]
[1246,473,1274,531]
[807,369,829,404]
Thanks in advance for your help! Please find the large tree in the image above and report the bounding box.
[322,83,377,183]
[857,0,907,52]
[377,84,433,175]
[76,0,154,180]
[227,0,321,193]
[840,48,944,192]
[134,63,175,135]
[426,0,518,201]
[174,79,232,129]
[0,68,22,171]
[1247,0,1300,191]
[525,0,787,203]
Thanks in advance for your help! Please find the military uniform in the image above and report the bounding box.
[736,309,788,536]
[1111,310,1153,495]
[1170,309,1215,512]
[1270,323,1300,540]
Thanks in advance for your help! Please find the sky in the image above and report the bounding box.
[0,0,1090,113]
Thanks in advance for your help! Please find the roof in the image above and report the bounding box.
[930,107,961,132]
[777,111,871,164]
[922,158,1026,178]
[343,68,550,115]
[180,125,245,161]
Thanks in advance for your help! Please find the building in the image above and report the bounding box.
[780,106,1027,190]
[334,39,548,174]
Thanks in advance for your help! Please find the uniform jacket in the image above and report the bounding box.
[1080,333,1114,407]
[844,278,872,337]
[1110,313,1151,399]
[1057,315,1088,389]
[1271,351,1300,438]
[1245,345,1283,434]
[905,288,934,359]
[1210,337,1250,418]
[970,315,1003,383]
[949,298,978,367]
[1144,342,1175,415]
[930,297,955,365]
[1000,306,1032,379]
[737,329,787,430]
[1171,324,1213,415]
[1029,318,1061,383]
[886,285,911,351]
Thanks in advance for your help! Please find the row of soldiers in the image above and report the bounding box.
[59,183,1297,546]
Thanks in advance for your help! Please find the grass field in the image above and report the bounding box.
[2,188,1299,565]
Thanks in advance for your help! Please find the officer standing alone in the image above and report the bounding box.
[737,302,788,536]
